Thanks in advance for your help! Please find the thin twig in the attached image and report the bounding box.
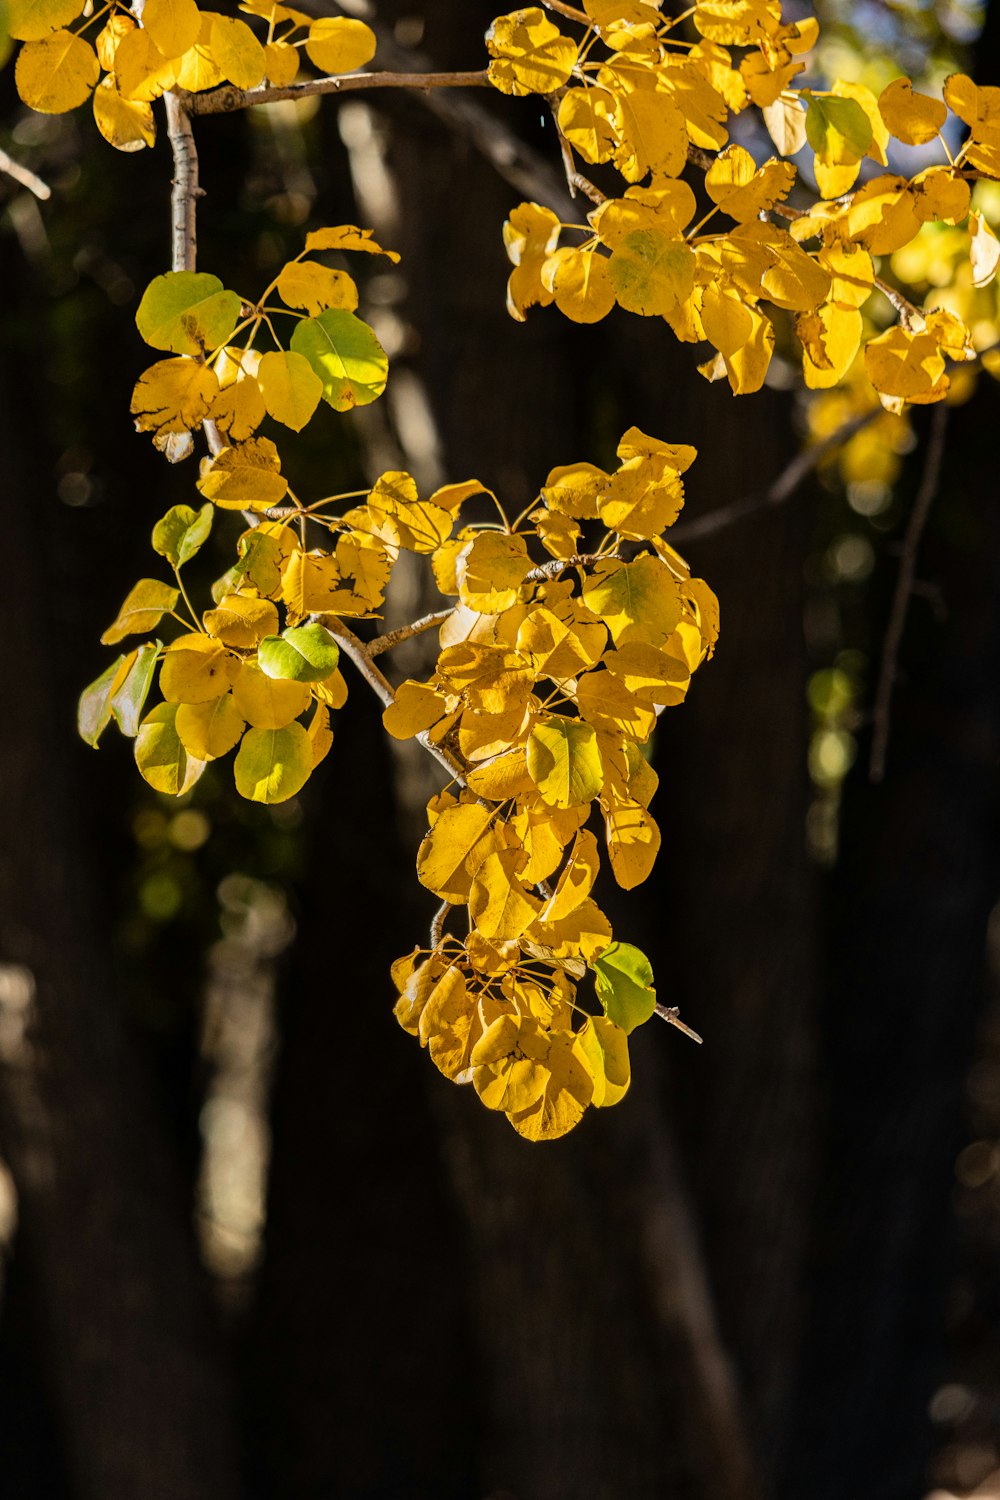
[368,609,453,657]
[540,0,591,22]
[524,552,613,583]
[671,409,881,545]
[869,402,949,784]
[187,69,490,116]
[655,1003,703,1044]
[0,146,51,201]
[321,616,476,794]
[430,901,451,946]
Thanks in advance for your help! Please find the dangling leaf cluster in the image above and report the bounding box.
[489,0,1000,412]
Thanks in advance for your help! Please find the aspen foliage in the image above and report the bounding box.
[7,0,998,1136]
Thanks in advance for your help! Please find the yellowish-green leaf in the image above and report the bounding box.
[577,1015,631,1107]
[152,502,213,569]
[289,309,388,411]
[78,653,131,748]
[258,623,340,683]
[234,723,312,803]
[590,940,656,1033]
[804,90,872,165]
[582,554,682,645]
[527,715,603,809]
[101,578,179,645]
[135,702,206,795]
[110,641,161,737]
[608,228,695,317]
[136,272,241,356]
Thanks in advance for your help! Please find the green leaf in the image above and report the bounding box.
[233,723,313,803]
[110,641,162,737]
[135,702,206,795]
[258,624,340,683]
[152,502,213,568]
[135,271,241,356]
[590,941,656,1034]
[804,92,872,165]
[78,652,127,748]
[101,578,179,645]
[526,715,603,808]
[289,308,388,411]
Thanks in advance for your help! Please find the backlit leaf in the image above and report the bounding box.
[135,272,241,356]
[590,940,656,1033]
[234,723,312,803]
[101,578,179,645]
[290,309,388,411]
[258,623,340,683]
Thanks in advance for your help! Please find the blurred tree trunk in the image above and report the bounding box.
[0,328,242,1495]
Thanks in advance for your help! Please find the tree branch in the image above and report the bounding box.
[187,69,490,116]
[368,610,453,658]
[321,617,475,794]
[163,93,200,274]
[869,402,949,784]
[0,145,51,201]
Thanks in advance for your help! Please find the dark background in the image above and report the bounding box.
[2,2,1000,1496]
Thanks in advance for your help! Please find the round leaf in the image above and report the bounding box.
[590,941,656,1034]
[257,350,323,431]
[234,723,313,803]
[136,271,241,356]
[152,502,213,568]
[15,30,99,114]
[258,624,340,683]
[289,309,388,411]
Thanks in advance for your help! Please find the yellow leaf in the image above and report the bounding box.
[471,1013,550,1113]
[603,786,660,888]
[608,226,695,316]
[505,1028,595,1140]
[465,747,535,801]
[207,349,266,442]
[879,76,947,147]
[503,201,561,321]
[113,26,178,102]
[470,849,541,941]
[382,680,454,740]
[135,703,206,796]
[582,554,682,645]
[846,175,921,256]
[276,260,358,316]
[798,304,863,389]
[910,166,970,226]
[486,7,578,97]
[539,828,600,923]
[700,280,755,359]
[256,350,323,432]
[457,532,531,613]
[303,224,401,262]
[705,144,796,222]
[202,593,279,649]
[101,578,179,645]
[576,670,657,741]
[577,1015,631,1107]
[161,633,241,704]
[541,461,606,519]
[173,16,226,92]
[612,87,688,181]
[197,437,288,511]
[531,895,612,962]
[416,803,496,903]
[131,357,219,440]
[418,966,487,1081]
[307,702,333,768]
[590,183,697,245]
[864,325,948,406]
[232,661,311,729]
[175,693,246,760]
[15,30,98,113]
[305,16,376,75]
[209,14,266,89]
[818,242,873,310]
[542,248,616,324]
[95,12,135,70]
[8,0,84,43]
[93,76,157,152]
[970,211,1000,288]
[557,86,616,164]
[263,40,299,86]
[761,94,807,156]
[603,639,691,704]
[527,715,603,808]
[142,0,200,59]
[367,471,452,554]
